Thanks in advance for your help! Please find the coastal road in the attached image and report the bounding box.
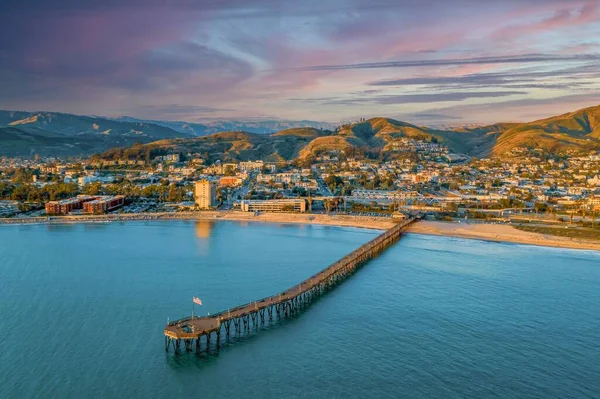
[226,172,256,207]
[312,167,333,197]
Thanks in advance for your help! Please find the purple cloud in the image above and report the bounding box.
[282,54,600,72]
[0,0,599,122]
[313,91,527,106]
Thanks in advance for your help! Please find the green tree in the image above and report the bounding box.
[325,174,343,191]
[82,182,103,195]
[167,185,179,202]
[534,202,548,213]
[324,199,331,214]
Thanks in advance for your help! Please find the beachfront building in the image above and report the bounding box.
[195,179,218,209]
[240,199,306,213]
[45,195,125,215]
[45,195,96,215]
[82,196,125,214]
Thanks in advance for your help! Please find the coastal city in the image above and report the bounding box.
[1,141,600,239]
[3,1,600,397]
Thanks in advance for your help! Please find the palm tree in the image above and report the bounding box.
[331,197,341,213]
[324,199,331,214]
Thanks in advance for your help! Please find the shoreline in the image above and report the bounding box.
[2,212,599,251]
[0,211,396,231]
[407,221,600,252]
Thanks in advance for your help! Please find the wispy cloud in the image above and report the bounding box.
[281,54,600,72]
[407,112,463,121]
[292,91,526,106]
[491,2,600,42]
[138,104,232,116]
[0,0,599,122]
[367,64,600,91]
[409,92,600,123]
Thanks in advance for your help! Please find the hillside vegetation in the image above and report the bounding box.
[492,105,600,155]
[109,129,326,164]
[0,111,187,156]
[2,104,600,158]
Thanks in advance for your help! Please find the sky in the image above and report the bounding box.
[0,0,599,125]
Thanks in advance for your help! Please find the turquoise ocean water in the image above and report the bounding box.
[1,220,599,398]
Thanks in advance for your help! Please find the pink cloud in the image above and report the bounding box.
[2,0,599,122]
[439,63,499,78]
[491,1,600,42]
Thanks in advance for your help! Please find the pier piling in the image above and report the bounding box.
[164,217,418,352]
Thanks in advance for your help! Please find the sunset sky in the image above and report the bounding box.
[1,0,599,124]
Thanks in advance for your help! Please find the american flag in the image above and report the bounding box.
[193,296,202,305]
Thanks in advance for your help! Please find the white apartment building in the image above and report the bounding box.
[195,180,218,209]
[240,199,306,213]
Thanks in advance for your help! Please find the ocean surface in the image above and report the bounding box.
[1,220,599,398]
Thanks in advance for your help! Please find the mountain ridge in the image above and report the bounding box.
[2,104,600,158]
[112,116,336,136]
[492,104,600,155]
[0,111,188,157]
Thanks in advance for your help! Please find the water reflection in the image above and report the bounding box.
[82,222,110,232]
[44,223,78,233]
[195,220,214,239]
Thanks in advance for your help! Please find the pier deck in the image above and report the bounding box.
[164,216,418,352]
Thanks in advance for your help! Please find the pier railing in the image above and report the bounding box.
[165,217,417,351]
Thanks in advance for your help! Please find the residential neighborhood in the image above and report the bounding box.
[1,141,599,225]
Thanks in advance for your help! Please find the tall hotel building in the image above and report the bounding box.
[195,180,218,209]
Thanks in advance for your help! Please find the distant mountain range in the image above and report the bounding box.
[96,118,488,164]
[0,111,188,157]
[0,111,335,157]
[113,116,336,136]
[1,105,599,158]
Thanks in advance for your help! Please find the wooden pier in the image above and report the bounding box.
[164,216,418,352]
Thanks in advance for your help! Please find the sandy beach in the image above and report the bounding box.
[408,221,600,252]
[2,212,599,251]
[0,211,396,230]
[207,211,397,230]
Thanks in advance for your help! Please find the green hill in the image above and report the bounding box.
[297,136,357,159]
[492,105,600,155]
[109,129,324,163]
[298,117,476,159]
[272,127,326,138]
[97,104,600,163]
[4,104,600,159]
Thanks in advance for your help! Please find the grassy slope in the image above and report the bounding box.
[0,126,100,156]
[130,129,323,162]
[493,105,600,155]
[0,111,189,156]
[515,224,600,241]
[272,127,325,138]
[78,103,600,160]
